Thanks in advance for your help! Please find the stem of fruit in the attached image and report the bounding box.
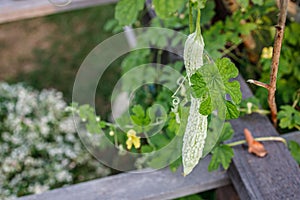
[247,0,288,127]
[189,0,194,34]
[227,136,287,147]
[196,8,201,37]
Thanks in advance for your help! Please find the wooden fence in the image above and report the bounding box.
[18,131,300,200]
[0,0,118,24]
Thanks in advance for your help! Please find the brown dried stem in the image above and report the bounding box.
[247,0,288,126]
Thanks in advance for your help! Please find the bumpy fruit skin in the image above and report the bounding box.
[183,33,205,79]
[182,32,208,176]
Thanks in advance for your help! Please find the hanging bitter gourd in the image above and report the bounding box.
[182,30,208,176]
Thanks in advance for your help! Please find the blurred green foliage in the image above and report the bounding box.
[8,4,120,119]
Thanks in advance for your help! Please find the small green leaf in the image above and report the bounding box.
[252,0,263,6]
[218,122,234,142]
[236,0,249,8]
[152,0,183,19]
[225,81,241,105]
[208,144,234,171]
[99,121,107,128]
[288,141,300,165]
[132,104,145,118]
[169,156,182,172]
[86,121,101,134]
[78,104,94,119]
[278,105,300,129]
[131,105,151,126]
[216,58,242,104]
[225,100,240,119]
[240,23,257,35]
[141,145,154,153]
[190,72,208,98]
[197,0,207,9]
[199,96,212,115]
[115,0,144,26]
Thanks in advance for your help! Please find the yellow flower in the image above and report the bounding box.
[126,129,141,150]
[261,47,273,59]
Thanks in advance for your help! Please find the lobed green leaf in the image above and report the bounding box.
[152,0,184,19]
[278,105,300,129]
[208,144,234,171]
[115,0,144,26]
[288,141,300,165]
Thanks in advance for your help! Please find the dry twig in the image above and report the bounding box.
[247,0,288,126]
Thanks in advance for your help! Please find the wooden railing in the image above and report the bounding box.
[0,0,118,24]
[18,131,300,200]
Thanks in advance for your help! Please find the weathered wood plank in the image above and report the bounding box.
[228,76,300,200]
[18,156,230,200]
[285,131,300,144]
[17,131,299,200]
[0,0,118,24]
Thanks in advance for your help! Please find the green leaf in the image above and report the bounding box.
[141,145,154,153]
[199,96,212,115]
[202,117,224,157]
[169,156,182,172]
[252,0,263,6]
[216,58,242,104]
[99,121,107,128]
[208,144,234,171]
[78,104,94,119]
[236,0,249,8]
[278,105,300,129]
[115,0,144,26]
[78,105,101,134]
[218,122,234,142]
[86,121,101,134]
[225,81,241,104]
[197,0,207,9]
[190,72,208,98]
[190,58,241,119]
[152,0,183,19]
[288,141,300,165]
[225,100,240,119]
[240,23,257,35]
[200,0,215,25]
[131,105,151,126]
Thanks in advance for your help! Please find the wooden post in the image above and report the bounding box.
[226,76,300,199]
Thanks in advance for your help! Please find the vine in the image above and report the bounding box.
[72,0,300,176]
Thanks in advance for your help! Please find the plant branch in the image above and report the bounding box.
[227,136,287,147]
[247,79,270,90]
[189,0,194,34]
[247,0,288,126]
[268,0,288,126]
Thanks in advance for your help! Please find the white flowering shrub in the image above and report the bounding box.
[0,83,110,199]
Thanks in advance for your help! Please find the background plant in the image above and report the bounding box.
[0,83,110,199]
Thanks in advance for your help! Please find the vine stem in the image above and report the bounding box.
[292,90,300,108]
[189,0,194,34]
[196,8,201,37]
[247,0,288,126]
[227,136,287,147]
